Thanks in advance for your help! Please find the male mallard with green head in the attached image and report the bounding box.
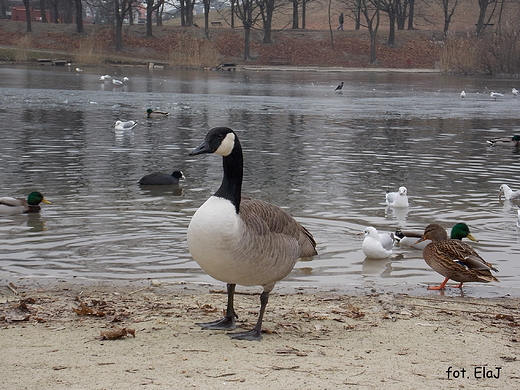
[0,192,51,215]
[146,109,169,118]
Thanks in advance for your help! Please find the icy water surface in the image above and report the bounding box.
[0,65,519,297]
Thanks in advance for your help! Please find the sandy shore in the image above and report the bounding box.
[1,278,519,389]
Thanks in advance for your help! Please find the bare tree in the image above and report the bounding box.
[376,0,398,46]
[75,0,84,33]
[146,0,164,36]
[476,0,502,37]
[291,0,298,29]
[40,0,48,22]
[344,0,380,63]
[114,0,133,51]
[255,0,280,43]
[434,0,459,38]
[22,0,32,32]
[203,0,210,38]
[234,0,260,60]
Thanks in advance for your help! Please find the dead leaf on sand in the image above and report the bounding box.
[100,327,136,340]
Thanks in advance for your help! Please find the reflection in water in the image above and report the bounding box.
[0,66,519,297]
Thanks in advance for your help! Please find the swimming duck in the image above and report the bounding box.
[499,184,520,201]
[335,82,344,91]
[138,170,185,185]
[487,135,520,146]
[0,192,51,215]
[386,186,409,208]
[114,120,138,131]
[187,127,317,341]
[146,109,169,118]
[415,223,499,290]
[358,227,395,259]
[395,223,477,249]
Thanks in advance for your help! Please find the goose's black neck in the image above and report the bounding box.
[215,138,243,214]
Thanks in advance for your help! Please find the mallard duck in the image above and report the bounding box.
[187,127,317,341]
[499,184,520,201]
[358,227,395,259]
[138,170,185,185]
[114,120,138,131]
[415,223,499,290]
[146,108,169,118]
[396,223,477,249]
[386,186,409,208]
[0,192,51,215]
[487,135,520,147]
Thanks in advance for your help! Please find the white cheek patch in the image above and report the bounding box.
[215,132,235,156]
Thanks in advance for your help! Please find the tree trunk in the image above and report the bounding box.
[23,0,32,32]
[407,0,415,30]
[302,0,306,29]
[262,0,275,43]
[387,12,396,46]
[75,0,84,34]
[40,0,47,22]
[203,0,210,39]
[292,0,298,29]
[146,0,154,36]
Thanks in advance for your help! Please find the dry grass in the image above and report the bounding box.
[13,34,32,62]
[170,34,220,67]
[74,35,105,66]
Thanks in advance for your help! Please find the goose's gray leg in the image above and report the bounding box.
[196,283,237,330]
[228,290,269,341]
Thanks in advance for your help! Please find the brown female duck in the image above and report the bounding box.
[416,223,499,290]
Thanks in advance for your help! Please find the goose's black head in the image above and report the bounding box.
[189,127,237,157]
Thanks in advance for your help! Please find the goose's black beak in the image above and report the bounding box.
[189,139,213,156]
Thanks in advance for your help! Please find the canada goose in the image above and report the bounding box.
[138,170,185,185]
[358,227,395,259]
[499,184,520,201]
[385,186,409,208]
[395,223,478,250]
[0,192,51,215]
[335,81,344,91]
[114,120,137,131]
[187,127,317,341]
[415,223,498,290]
[487,135,520,146]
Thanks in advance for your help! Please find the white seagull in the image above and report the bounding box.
[460,90,466,98]
[512,88,519,96]
[112,79,123,86]
[359,227,395,259]
[490,92,504,100]
[499,184,520,201]
[386,186,409,208]
[114,120,138,131]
